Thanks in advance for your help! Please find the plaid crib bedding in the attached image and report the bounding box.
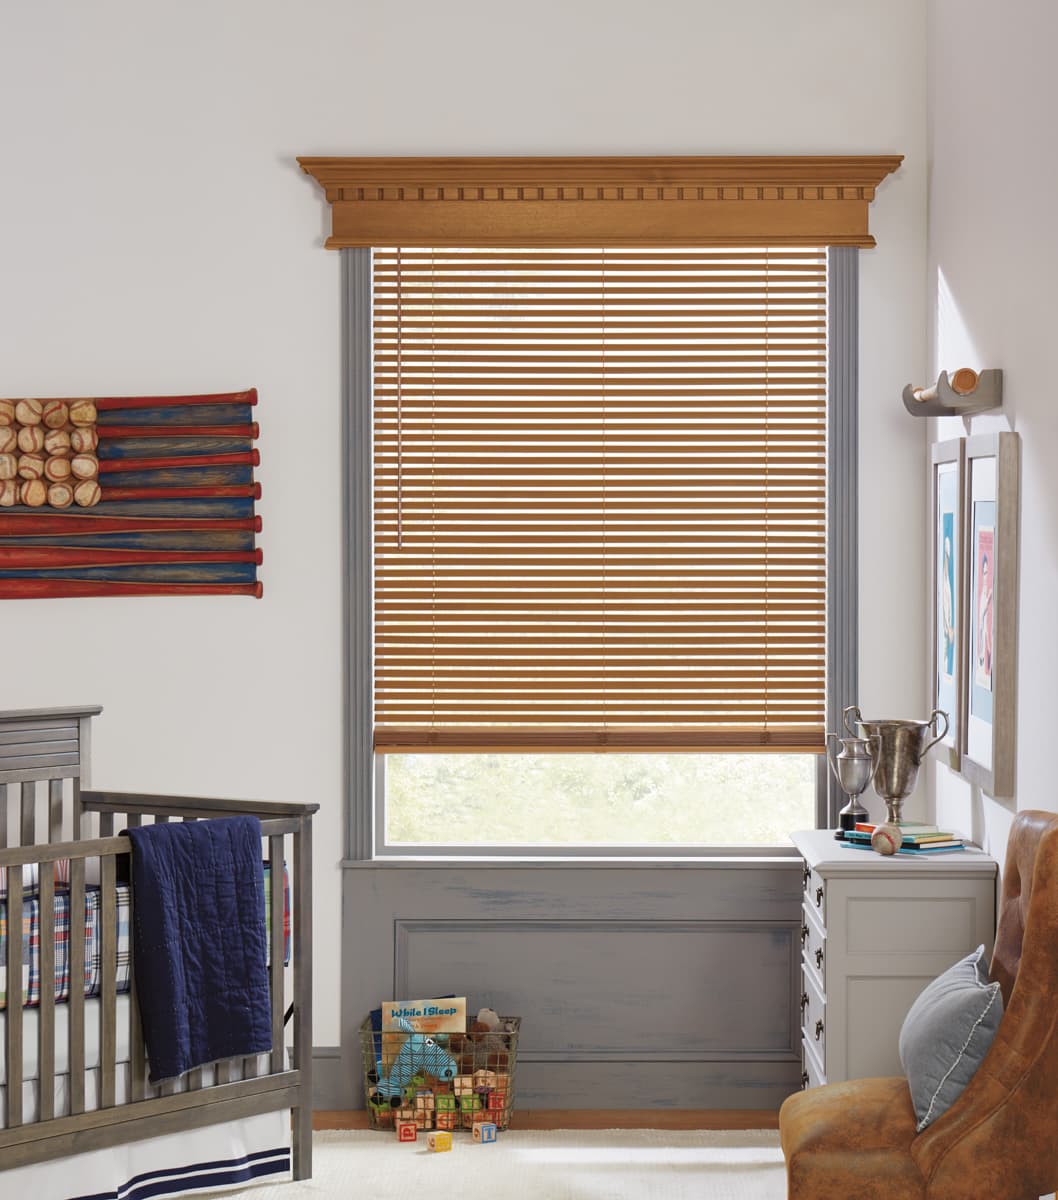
[0,863,289,1010]
[0,884,132,1010]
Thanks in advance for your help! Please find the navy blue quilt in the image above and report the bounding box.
[124,815,272,1083]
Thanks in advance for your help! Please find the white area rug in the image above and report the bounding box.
[201,1129,787,1199]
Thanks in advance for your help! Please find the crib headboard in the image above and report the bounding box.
[0,705,102,845]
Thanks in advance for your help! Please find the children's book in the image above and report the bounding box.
[382,996,467,1034]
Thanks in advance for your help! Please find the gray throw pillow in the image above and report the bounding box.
[899,944,1003,1132]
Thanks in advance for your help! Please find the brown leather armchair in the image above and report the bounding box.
[780,809,1058,1200]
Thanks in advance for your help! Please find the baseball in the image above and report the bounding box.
[0,400,14,427]
[73,479,102,507]
[68,399,98,427]
[20,478,47,507]
[47,482,74,509]
[15,399,43,426]
[44,455,72,483]
[18,453,46,480]
[17,424,46,454]
[44,428,71,457]
[0,479,17,506]
[42,399,70,429]
[0,427,15,454]
[70,426,98,453]
[0,453,16,481]
[870,825,901,856]
[71,453,98,480]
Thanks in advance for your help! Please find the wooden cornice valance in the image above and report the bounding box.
[297,155,902,248]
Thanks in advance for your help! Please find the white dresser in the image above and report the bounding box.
[791,829,997,1089]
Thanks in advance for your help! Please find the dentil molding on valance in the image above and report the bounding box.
[297,155,902,248]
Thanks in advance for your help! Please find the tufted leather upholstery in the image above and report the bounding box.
[780,810,1058,1200]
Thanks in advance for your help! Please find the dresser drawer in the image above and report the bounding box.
[802,863,827,925]
[802,902,827,992]
[801,1035,826,1090]
[801,966,827,1065]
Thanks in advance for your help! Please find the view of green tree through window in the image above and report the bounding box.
[385,753,815,847]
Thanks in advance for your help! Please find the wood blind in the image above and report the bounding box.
[373,247,827,752]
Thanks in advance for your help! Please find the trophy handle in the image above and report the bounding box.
[842,705,862,737]
[824,732,842,785]
[868,732,883,773]
[921,709,950,756]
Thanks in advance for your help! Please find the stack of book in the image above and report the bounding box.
[841,822,965,855]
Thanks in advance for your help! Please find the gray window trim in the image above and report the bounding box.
[343,248,374,861]
[343,246,859,861]
[824,245,860,829]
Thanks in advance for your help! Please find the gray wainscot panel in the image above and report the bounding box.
[340,861,803,1110]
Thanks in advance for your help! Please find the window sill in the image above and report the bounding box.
[341,850,801,869]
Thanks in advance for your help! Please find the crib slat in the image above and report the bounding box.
[187,1066,203,1092]
[48,778,63,842]
[100,855,117,1108]
[98,812,114,837]
[68,858,86,1115]
[38,869,56,1122]
[269,835,284,1076]
[0,783,7,848]
[20,781,35,846]
[72,777,84,840]
[130,959,147,1102]
[6,871,23,1128]
[216,1058,233,1085]
[126,813,143,828]
[292,816,313,1179]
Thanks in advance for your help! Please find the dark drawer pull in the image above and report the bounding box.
[800,991,809,1014]
[801,923,810,946]
[801,1071,810,1089]
[815,886,824,908]
[815,947,824,969]
[815,1019,825,1041]
[802,864,811,888]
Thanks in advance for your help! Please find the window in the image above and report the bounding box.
[301,155,896,858]
[371,246,826,849]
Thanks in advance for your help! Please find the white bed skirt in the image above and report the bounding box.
[0,1110,291,1200]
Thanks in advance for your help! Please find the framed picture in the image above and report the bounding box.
[961,432,1020,798]
[928,440,965,770]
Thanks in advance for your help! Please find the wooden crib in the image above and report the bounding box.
[0,705,316,1179]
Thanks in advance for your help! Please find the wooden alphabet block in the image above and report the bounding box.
[435,1111,457,1130]
[435,1093,457,1112]
[459,1093,483,1113]
[473,1122,498,1143]
[397,1120,418,1143]
[486,1091,507,1111]
[427,1131,453,1152]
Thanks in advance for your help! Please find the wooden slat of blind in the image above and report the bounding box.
[373,247,826,752]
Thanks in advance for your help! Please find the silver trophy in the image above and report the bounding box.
[843,706,949,854]
[826,728,880,838]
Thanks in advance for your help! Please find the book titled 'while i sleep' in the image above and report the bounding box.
[381,996,467,1034]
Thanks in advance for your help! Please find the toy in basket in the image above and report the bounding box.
[363,1009,521,1133]
[375,1017,457,1102]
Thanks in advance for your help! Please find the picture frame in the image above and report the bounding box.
[960,431,1020,798]
[928,439,965,770]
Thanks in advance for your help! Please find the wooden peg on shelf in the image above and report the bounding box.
[902,368,1002,417]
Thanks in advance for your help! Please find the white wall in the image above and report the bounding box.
[927,0,1058,865]
[0,0,927,1044]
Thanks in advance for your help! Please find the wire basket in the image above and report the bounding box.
[360,1014,520,1133]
